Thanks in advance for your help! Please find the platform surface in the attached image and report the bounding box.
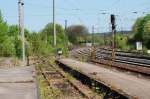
[59,58,150,99]
[0,66,38,99]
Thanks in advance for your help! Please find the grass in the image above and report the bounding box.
[36,56,106,99]
[38,75,52,99]
[38,72,65,99]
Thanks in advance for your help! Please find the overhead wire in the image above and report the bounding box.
[7,0,150,32]
[25,1,81,11]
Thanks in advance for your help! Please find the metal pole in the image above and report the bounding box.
[18,0,26,66]
[53,0,56,46]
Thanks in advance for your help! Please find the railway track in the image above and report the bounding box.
[99,47,150,59]
[96,48,150,67]
[37,57,102,99]
[57,59,128,99]
[71,47,150,75]
[57,58,150,99]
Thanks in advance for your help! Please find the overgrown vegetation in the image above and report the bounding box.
[132,14,150,49]
[28,23,69,56]
[0,11,20,57]
[87,33,134,51]
[1,8,150,58]
[0,10,69,58]
[66,25,89,45]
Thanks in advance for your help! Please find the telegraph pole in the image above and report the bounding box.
[110,14,116,60]
[18,0,26,66]
[92,25,95,46]
[103,33,106,46]
[53,0,56,46]
[91,25,96,60]
[64,20,68,47]
[65,20,67,31]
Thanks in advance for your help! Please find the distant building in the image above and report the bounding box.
[136,41,142,51]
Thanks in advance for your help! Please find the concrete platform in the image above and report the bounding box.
[0,66,39,99]
[58,58,150,99]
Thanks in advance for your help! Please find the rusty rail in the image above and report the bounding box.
[38,59,101,99]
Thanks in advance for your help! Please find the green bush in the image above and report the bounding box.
[1,37,16,57]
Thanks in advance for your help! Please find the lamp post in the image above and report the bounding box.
[18,0,26,66]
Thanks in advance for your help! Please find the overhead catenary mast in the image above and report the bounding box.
[53,0,56,46]
[18,0,26,66]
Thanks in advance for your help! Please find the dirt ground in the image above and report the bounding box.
[0,57,22,69]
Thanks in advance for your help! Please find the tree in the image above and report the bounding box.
[132,14,150,49]
[143,19,150,48]
[1,37,16,57]
[0,11,8,43]
[0,9,69,57]
[115,34,130,50]
[0,10,3,23]
[41,23,67,44]
[8,25,19,36]
[0,10,31,57]
[0,11,16,56]
[132,17,144,41]
[66,25,89,44]
[27,23,69,56]
[28,32,47,55]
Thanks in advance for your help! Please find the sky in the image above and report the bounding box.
[0,0,150,33]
